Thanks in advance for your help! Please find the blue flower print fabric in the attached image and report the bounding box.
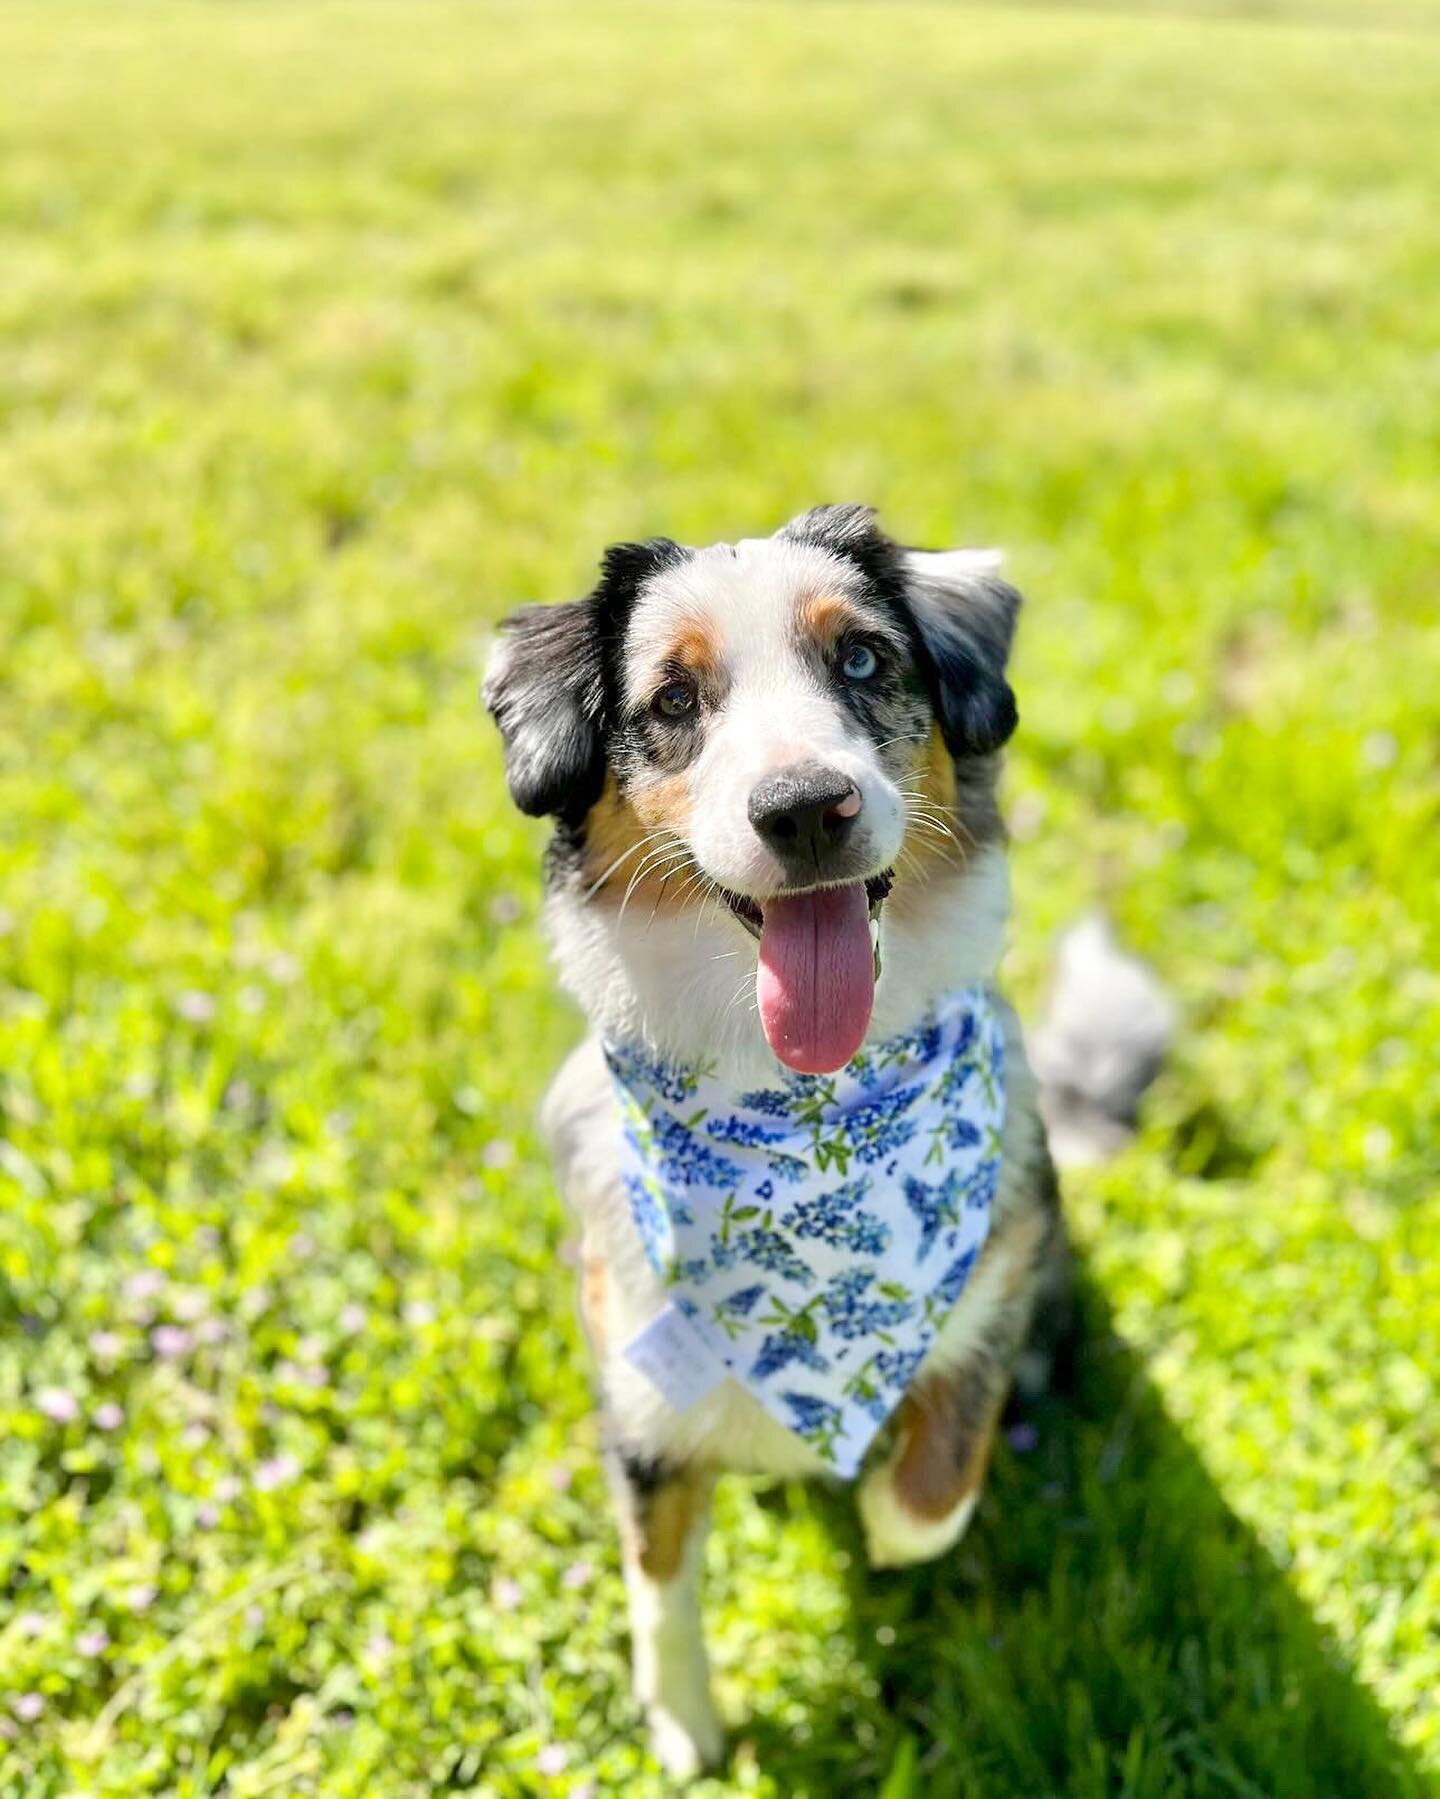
[605,986,1006,1477]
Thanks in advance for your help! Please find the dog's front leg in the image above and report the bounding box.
[608,1451,723,1779]
[858,1358,1007,1569]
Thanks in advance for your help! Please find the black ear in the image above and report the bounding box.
[483,598,607,823]
[483,535,688,823]
[902,549,1021,757]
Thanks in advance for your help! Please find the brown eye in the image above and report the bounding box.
[654,678,698,720]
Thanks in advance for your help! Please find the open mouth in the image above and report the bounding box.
[721,871,893,1077]
[721,870,892,940]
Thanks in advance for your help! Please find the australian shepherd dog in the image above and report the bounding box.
[484,504,1078,1776]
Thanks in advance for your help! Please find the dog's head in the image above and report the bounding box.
[485,505,1020,1074]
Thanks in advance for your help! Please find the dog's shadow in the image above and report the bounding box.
[728,1273,1424,1797]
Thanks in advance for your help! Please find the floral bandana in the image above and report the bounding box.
[604,987,1006,1477]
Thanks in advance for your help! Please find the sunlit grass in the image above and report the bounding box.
[0,2,1437,1793]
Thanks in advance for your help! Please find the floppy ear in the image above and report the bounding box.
[483,535,688,823]
[483,597,607,823]
[902,548,1022,757]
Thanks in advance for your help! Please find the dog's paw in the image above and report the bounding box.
[648,1700,725,1780]
[858,1465,977,1571]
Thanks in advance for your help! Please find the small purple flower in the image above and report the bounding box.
[125,1269,165,1305]
[241,1284,272,1319]
[1006,1422,1039,1454]
[36,1387,79,1424]
[12,1694,44,1723]
[77,1628,110,1658]
[129,1584,158,1613]
[93,1401,124,1431]
[561,1560,593,1590]
[340,1303,367,1333]
[151,1324,194,1359]
[174,989,216,1023]
[254,1454,299,1492]
[492,1575,521,1612]
[535,1743,569,1776]
[89,1330,124,1362]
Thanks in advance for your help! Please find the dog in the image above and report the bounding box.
[484,504,1079,1777]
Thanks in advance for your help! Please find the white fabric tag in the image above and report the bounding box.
[622,1303,729,1413]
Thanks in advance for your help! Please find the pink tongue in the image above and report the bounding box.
[756,884,875,1074]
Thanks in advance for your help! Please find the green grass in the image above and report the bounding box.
[1,0,1437,1792]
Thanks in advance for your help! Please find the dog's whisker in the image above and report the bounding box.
[617,845,691,924]
[907,816,967,851]
[582,830,676,900]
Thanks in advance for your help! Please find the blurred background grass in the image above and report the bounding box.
[1,1,1437,1793]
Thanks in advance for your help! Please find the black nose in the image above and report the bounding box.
[748,763,863,870]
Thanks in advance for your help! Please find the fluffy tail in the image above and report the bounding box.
[1029,911,1177,1168]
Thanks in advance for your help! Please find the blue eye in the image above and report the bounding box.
[841,642,879,682]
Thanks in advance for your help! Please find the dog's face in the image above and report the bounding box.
[485,505,1020,1073]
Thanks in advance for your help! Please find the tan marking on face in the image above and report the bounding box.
[581,774,693,905]
[795,590,866,648]
[888,726,967,917]
[633,1470,710,1582]
[630,773,691,832]
[667,618,725,688]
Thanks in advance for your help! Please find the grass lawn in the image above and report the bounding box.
[2,1,1438,1792]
